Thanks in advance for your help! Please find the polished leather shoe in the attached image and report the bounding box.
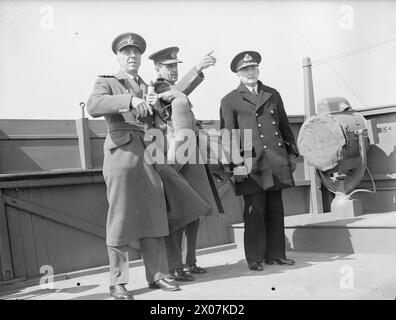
[109,284,134,300]
[149,278,181,291]
[188,264,207,274]
[248,261,263,271]
[265,258,295,266]
[170,268,195,281]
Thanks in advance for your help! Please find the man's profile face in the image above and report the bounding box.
[156,63,179,83]
[117,46,142,75]
[237,65,259,87]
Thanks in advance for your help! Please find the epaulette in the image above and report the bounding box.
[98,75,116,78]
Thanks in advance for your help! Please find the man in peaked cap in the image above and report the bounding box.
[87,32,216,299]
[220,50,299,272]
[148,47,226,282]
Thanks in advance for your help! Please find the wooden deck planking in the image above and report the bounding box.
[45,186,74,274]
[74,184,106,268]
[4,190,26,279]
[15,189,39,279]
[58,185,91,272]
[27,188,50,276]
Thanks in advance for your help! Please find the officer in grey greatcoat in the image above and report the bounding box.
[87,32,211,299]
[148,47,223,281]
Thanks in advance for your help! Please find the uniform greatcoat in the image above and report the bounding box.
[87,70,210,246]
[154,67,225,216]
[220,81,298,195]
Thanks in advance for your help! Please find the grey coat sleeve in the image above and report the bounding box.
[87,77,134,118]
[174,67,205,96]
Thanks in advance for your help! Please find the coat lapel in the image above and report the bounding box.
[114,70,143,98]
[238,82,257,109]
[255,81,272,110]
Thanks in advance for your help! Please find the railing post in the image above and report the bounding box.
[302,57,324,214]
[0,190,14,282]
[75,102,93,169]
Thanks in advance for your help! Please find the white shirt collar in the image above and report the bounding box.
[125,71,139,83]
[245,84,258,94]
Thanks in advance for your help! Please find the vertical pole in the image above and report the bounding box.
[0,190,14,282]
[302,57,324,214]
[75,102,93,169]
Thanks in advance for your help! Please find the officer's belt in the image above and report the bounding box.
[107,121,146,132]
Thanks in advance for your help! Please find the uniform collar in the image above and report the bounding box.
[245,84,258,94]
[238,80,273,109]
[114,69,140,83]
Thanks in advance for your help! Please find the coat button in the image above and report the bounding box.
[278,142,282,147]
[275,132,279,136]
[270,110,274,114]
[272,121,276,125]
[260,134,264,138]
[264,145,267,149]
[126,89,129,93]
[255,113,258,117]
[258,124,261,127]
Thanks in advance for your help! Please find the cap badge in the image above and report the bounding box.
[126,36,134,45]
[243,54,253,62]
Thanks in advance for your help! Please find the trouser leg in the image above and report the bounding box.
[164,227,184,271]
[107,245,129,286]
[243,193,267,263]
[139,237,169,283]
[264,190,286,260]
[185,219,200,266]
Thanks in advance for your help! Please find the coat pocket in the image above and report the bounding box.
[105,132,132,150]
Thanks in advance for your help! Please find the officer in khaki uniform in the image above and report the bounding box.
[87,33,212,299]
[148,47,224,281]
[219,51,298,271]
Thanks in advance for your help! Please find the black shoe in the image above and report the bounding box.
[149,278,181,291]
[188,264,207,274]
[109,284,134,300]
[248,261,263,271]
[170,268,195,281]
[265,258,295,266]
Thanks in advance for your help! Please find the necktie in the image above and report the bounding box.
[252,88,258,96]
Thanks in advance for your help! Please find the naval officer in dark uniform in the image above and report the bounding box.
[87,33,211,299]
[148,47,223,281]
[219,51,298,271]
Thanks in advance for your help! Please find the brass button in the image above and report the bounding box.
[260,134,264,138]
[264,145,267,149]
[275,132,279,136]
[255,113,259,117]
[278,142,282,147]
[270,110,274,114]
[272,121,276,125]
[258,124,262,127]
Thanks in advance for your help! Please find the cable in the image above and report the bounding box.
[349,166,376,197]
[311,37,396,66]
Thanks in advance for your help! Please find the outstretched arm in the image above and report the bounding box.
[174,51,216,96]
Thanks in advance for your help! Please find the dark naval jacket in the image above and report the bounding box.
[220,81,298,196]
